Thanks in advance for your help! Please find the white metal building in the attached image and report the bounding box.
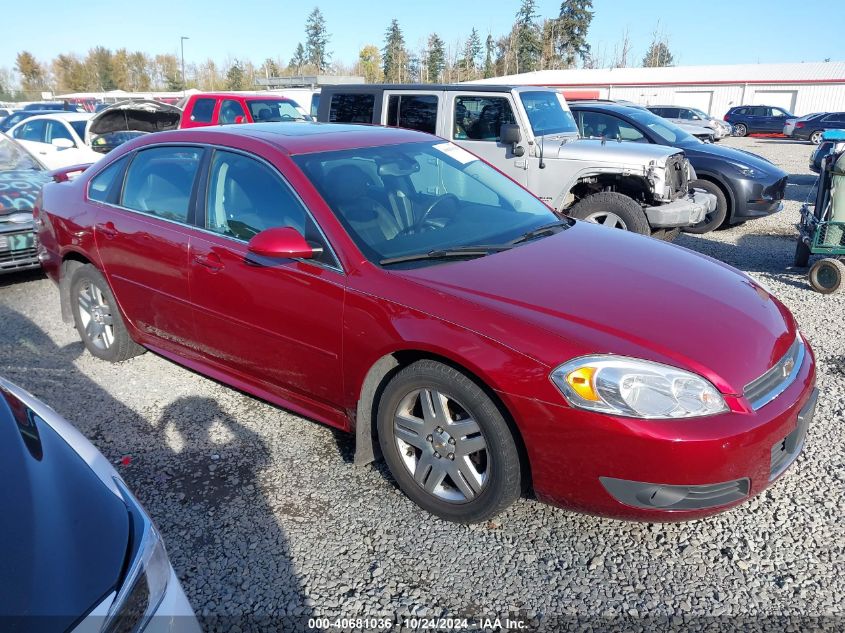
[471,61,845,117]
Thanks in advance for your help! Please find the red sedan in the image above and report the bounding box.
[35,123,817,523]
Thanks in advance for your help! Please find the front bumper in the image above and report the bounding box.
[731,174,788,221]
[0,224,39,274]
[507,340,816,521]
[644,189,717,228]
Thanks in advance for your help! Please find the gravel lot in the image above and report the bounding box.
[1,137,842,632]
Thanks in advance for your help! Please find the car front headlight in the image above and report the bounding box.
[101,477,170,633]
[551,355,728,419]
[732,163,766,179]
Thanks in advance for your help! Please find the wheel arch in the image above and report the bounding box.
[693,171,735,221]
[353,349,532,490]
[59,250,95,324]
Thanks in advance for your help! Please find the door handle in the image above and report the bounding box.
[97,222,118,239]
[193,252,223,272]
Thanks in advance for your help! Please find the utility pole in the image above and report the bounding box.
[180,36,190,93]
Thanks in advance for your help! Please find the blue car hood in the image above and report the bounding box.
[0,170,51,214]
[0,387,129,632]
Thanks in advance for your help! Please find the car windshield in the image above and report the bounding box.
[0,135,43,171]
[626,109,699,145]
[690,108,710,119]
[247,99,307,122]
[519,91,578,136]
[295,141,561,267]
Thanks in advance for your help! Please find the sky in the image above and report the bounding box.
[2,0,842,71]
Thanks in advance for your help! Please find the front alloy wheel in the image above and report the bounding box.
[377,360,522,523]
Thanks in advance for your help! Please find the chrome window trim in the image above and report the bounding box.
[744,336,805,411]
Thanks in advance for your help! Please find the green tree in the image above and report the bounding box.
[460,28,482,79]
[111,49,131,90]
[642,39,674,67]
[129,52,152,91]
[555,0,593,67]
[514,0,542,73]
[52,54,87,92]
[305,7,331,72]
[382,19,408,82]
[358,45,382,83]
[260,58,282,79]
[226,59,246,90]
[15,51,46,94]
[85,47,116,91]
[290,43,306,74]
[425,33,446,83]
[483,34,495,78]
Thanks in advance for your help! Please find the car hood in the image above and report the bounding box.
[560,137,679,164]
[0,386,128,630]
[399,222,796,394]
[679,141,785,175]
[88,99,182,136]
[0,169,50,214]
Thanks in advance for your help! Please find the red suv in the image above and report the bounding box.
[35,123,817,523]
[178,92,308,128]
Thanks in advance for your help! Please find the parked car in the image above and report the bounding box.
[0,135,50,274]
[789,112,845,144]
[0,376,199,632]
[37,123,817,523]
[0,108,10,118]
[783,112,824,138]
[810,137,839,174]
[87,100,182,154]
[269,88,321,117]
[8,113,101,169]
[22,101,82,112]
[724,105,794,137]
[317,84,716,239]
[569,101,788,233]
[646,105,731,141]
[177,92,309,128]
[0,109,60,134]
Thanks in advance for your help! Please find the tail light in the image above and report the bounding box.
[723,115,729,121]
[796,122,805,129]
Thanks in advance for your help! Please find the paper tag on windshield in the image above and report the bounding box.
[432,142,478,165]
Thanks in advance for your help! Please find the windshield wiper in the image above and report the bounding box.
[380,245,511,266]
[508,220,569,245]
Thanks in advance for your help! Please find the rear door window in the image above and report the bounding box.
[453,96,516,141]
[329,94,375,123]
[121,146,203,223]
[386,94,438,134]
[189,98,216,123]
[88,155,129,203]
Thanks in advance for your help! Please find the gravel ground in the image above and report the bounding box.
[1,136,842,632]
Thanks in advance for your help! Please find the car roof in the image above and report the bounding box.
[189,92,296,100]
[141,121,435,155]
[321,83,547,93]
[17,112,93,122]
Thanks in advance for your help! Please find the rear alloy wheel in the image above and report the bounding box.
[71,265,144,362]
[808,258,845,294]
[733,123,748,137]
[567,191,650,235]
[810,130,824,145]
[683,179,728,234]
[377,360,522,523]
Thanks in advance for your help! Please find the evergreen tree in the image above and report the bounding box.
[483,34,495,78]
[226,60,246,90]
[425,33,446,83]
[290,43,306,74]
[461,28,482,78]
[514,0,542,73]
[382,19,407,82]
[555,0,593,67]
[642,40,674,67]
[305,7,331,72]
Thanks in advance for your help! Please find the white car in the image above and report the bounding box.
[7,113,101,169]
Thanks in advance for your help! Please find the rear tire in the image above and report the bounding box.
[810,130,824,145]
[794,238,811,268]
[808,258,845,294]
[70,265,144,362]
[567,192,650,236]
[376,360,522,523]
[683,179,729,234]
[733,123,748,137]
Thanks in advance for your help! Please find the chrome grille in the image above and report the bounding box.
[744,336,805,410]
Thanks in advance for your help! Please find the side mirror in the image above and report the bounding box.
[247,227,316,260]
[51,138,74,150]
[500,123,521,145]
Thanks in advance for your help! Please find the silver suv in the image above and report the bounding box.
[317,85,716,239]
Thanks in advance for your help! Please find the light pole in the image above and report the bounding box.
[180,36,190,93]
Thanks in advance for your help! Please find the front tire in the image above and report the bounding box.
[567,191,650,235]
[377,360,522,523]
[683,179,728,234]
[70,265,144,362]
[808,258,845,294]
[733,123,748,137]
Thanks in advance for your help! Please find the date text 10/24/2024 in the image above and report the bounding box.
[307,616,530,630]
